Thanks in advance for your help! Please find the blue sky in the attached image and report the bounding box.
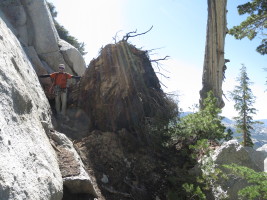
[49,0,267,119]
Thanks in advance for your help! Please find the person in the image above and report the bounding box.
[39,64,81,117]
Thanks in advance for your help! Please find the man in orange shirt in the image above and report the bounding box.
[39,64,81,117]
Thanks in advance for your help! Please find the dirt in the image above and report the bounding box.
[52,112,193,200]
[72,129,191,200]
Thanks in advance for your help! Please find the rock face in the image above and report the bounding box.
[0,14,63,200]
[48,130,97,197]
[0,1,94,199]
[200,0,227,108]
[59,39,86,76]
[213,140,267,171]
[257,144,267,172]
[79,41,176,132]
[257,143,267,152]
[0,0,86,78]
[211,140,267,200]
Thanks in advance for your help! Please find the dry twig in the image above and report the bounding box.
[150,56,170,63]
[113,30,122,43]
[102,185,132,198]
[122,26,153,41]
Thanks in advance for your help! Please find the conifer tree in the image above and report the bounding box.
[229,0,267,55]
[230,64,257,147]
[174,91,226,142]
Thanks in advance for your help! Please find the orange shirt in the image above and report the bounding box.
[50,72,72,88]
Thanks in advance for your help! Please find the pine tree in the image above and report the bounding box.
[225,128,234,141]
[229,0,267,55]
[174,91,226,142]
[230,64,257,147]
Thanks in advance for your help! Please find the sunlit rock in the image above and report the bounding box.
[48,130,97,197]
[210,140,267,200]
[0,15,63,200]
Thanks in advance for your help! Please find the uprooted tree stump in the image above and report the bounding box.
[78,40,177,133]
[67,41,190,200]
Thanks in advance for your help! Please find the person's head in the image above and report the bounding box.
[58,64,65,72]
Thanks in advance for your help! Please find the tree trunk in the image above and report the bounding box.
[200,0,228,108]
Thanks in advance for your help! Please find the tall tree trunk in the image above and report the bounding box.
[200,0,228,108]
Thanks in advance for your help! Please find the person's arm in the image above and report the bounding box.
[65,73,81,80]
[39,74,50,78]
[71,75,81,80]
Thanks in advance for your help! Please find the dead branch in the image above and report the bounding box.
[150,56,170,63]
[102,185,132,198]
[223,93,229,102]
[152,61,162,71]
[123,29,137,40]
[113,30,122,43]
[146,47,165,54]
[151,56,170,73]
[122,26,153,41]
[155,72,169,79]
[159,80,167,88]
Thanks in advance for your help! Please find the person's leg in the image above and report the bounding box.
[61,91,67,116]
[55,94,61,115]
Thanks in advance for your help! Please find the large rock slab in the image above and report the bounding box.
[210,140,267,200]
[59,39,86,75]
[21,0,59,54]
[24,46,52,80]
[48,130,97,197]
[20,0,85,76]
[212,140,267,171]
[24,46,56,99]
[0,14,63,200]
[256,144,267,172]
[1,0,86,77]
[0,1,28,45]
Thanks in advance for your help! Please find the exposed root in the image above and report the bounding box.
[102,185,133,199]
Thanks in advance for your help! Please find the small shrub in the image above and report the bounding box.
[182,183,206,200]
[223,164,267,200]
[224,128,234,141]
[171,91,226,142]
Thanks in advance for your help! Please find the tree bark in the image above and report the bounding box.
[200,0,228,108]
